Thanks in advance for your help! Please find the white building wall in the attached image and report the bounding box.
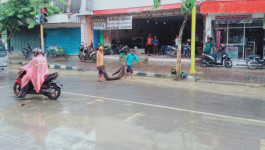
[205,14,214,41]
[93,0,183,10]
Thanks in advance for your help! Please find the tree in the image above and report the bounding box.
[154,0,196,79]
[0,0,66,42]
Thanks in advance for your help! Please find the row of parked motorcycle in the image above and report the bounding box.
[22,43,65,59]
[200,44,265,70]
[79,43,129,62]
[166,42,191,58]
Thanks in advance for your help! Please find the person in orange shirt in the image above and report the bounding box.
[97,46,104,82]
[146,33,153,55]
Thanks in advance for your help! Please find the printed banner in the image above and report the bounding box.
[225,47,238,59]
[107,16,132,30]
[91,18,107,30]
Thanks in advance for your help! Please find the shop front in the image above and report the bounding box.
[201,0,265,61]
[213,15,264,60]
[90,0,203,55]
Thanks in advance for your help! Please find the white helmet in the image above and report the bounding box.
[32,47,43,56]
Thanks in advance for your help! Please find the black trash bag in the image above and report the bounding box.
[103,66,125,81]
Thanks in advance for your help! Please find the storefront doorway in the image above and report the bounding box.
[110,15,204,54]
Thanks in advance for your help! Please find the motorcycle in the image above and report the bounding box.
[22,44,34,60]
[166,46,177,57]
[13,70,62,100]
[166,43,191,58]
[103,45,114,55]
[79,45,97,62]
[45,46,65,58]
[111,44,129,55]
[113,44,122,54]
[120,45,129,55]
[200,45,233,68]
[183,43,191,57]
[246,55,265,70]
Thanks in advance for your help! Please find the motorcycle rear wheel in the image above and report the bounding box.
[200,58,208,68]
[91,54,96,63]
[224,59,233,68]
[13,82,21,96]
[47,84,61,100]
[166,51,176,57]
[185,51,191,58]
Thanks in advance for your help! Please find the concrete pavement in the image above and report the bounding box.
[1,66,265,149]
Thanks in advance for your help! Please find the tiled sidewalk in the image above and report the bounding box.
[9,53,265,85]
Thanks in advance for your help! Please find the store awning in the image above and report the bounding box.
[201,0,265,14]
[94,2,200,15]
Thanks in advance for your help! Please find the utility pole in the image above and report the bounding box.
[189,6,196,74]
[40,24,44,52]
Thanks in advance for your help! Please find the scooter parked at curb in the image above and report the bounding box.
[200,45,233,68]
[246,55,265,70]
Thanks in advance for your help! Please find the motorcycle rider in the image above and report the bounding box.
[17,48,49,98]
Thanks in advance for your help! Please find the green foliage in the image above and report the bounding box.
[0,0,32,34]
[181,0,196,14]
[0,0,66,40]
[153,0,162,9]
[153,0,196,14]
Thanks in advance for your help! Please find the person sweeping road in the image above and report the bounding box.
[123,49,142,79]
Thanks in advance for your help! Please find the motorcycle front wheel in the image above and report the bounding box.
[13,82,21,96]
[247,59,258,70]
[79,55,86,62]
[47,84,61,100]
[200,58,208,68]
[224,59,233,68]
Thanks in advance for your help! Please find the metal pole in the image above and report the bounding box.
[190,6,196,74]
[40,24,44,52]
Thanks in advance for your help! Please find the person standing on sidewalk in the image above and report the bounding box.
[146,33,153,55]
[174,35,179,48]
[152,35,159,56]
[204,37,217,54]
[97,46,104,82]
[123,49,142,79]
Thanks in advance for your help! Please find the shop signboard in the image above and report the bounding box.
[215,15,252,25]
[91,18,107,30]
[107,16,132,30]
[225,47,238,59]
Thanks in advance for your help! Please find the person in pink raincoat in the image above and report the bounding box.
[17,48,49,98]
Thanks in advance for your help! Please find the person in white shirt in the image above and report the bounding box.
[174,35,179,48]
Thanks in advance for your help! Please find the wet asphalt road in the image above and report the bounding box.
[1,67,265,150]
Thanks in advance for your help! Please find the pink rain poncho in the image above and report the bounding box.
[21,54,49,93]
